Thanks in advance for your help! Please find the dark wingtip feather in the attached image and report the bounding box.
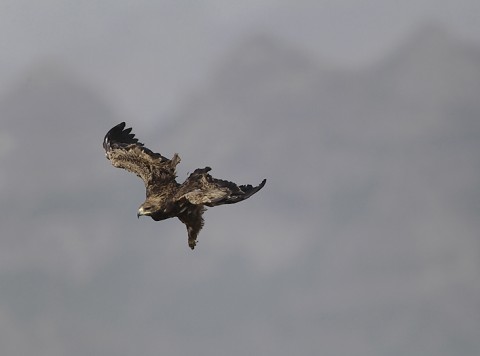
[103,122,143,151]
[208,177,267,206]
[239,179,266,194]
[103,122,167,161]
[259,179,266,189]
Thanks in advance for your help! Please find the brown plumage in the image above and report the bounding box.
[103,122,266,250]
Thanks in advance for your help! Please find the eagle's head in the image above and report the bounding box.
[137,203,154,218]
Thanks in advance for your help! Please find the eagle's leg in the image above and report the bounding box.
[177,205,206,250]
[188,235,197,250]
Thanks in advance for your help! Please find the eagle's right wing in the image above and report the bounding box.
[103,122,180,189]
[175,167,266,207]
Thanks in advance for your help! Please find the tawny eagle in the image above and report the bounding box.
[103,122,266,250]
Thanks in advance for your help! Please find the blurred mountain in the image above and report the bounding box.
[156,26,480,354]
[0,64,117,204]
[161,26,480,244]
[0,25,479,356]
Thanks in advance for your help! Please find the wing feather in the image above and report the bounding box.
[175,167,266,207]
[103,122,180,189]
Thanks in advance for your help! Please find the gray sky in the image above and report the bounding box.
[1,2,479,355]
[1,0,480,123]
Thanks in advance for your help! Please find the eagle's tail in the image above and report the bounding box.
[177,206,206,250]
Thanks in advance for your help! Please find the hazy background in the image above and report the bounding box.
[0,1,479,355]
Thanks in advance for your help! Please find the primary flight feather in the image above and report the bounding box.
[103,122,266,250]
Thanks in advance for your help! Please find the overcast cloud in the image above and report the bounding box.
[0,0,480,123]
[1,2,479,355]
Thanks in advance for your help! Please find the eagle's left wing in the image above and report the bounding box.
[175,167,266,207]
[103,122,180,189]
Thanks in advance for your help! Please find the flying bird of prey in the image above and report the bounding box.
[103,122,266,250]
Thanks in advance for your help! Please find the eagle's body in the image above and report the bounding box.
[103,122,266,249]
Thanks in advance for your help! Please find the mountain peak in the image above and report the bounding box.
[224,34,317,69]
[382,23,479,69]
[1,63,113,133]
[408,23,453,48]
